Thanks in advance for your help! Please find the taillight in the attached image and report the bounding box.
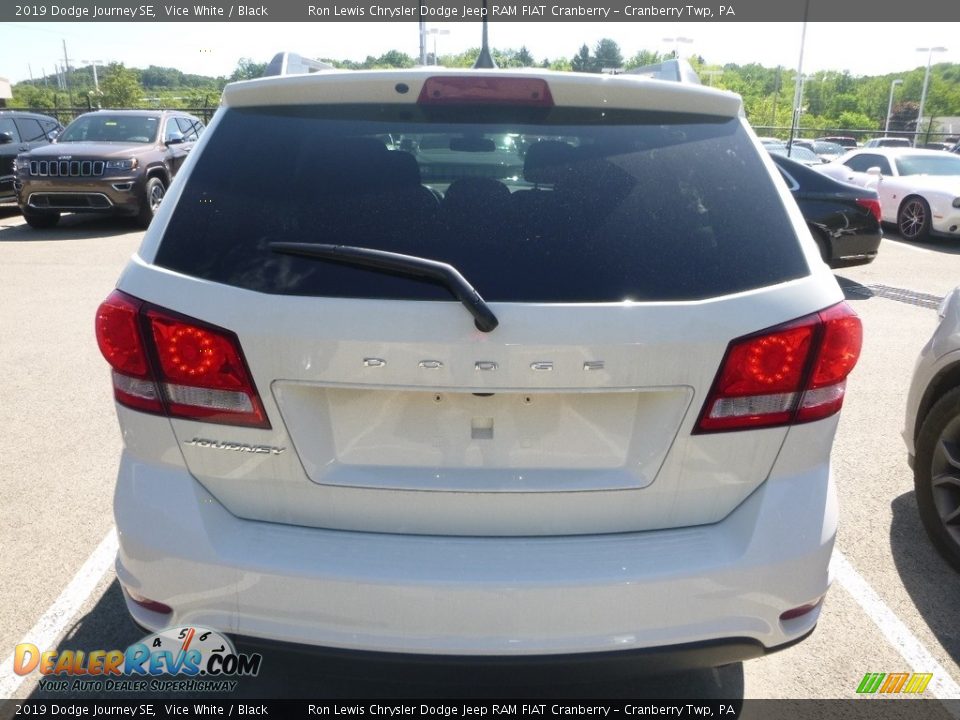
[856,197,882,223]
[95,291,162,414]
[95,290,269,428]
[696,302,861,432]
[417,76,554,107]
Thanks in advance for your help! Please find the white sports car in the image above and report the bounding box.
[818,148,960,241]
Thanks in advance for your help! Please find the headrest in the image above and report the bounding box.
[523,141,576,185]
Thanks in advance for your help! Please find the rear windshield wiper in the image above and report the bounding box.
[269,242,499,333]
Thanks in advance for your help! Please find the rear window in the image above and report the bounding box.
[154,105,806,303]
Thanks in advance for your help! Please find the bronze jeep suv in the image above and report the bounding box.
[15,110,203,229]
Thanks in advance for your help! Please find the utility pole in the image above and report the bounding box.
[418,13,426,65]
[772,66,781,128]
[62,39,74,108]
[787,0,810,155]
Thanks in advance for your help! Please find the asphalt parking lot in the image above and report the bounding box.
[0,208,958,710]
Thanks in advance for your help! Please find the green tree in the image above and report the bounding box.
[624,50,663,70]
[438,48,482,68]
[10,83,59,110]
[593,39,623,72]
[99,63,142,108]
[229,58,267,82]
[493,49,530,68]
[371,50,415,69]
[571,45,594,73]
[141,66,185,88]
[516,46,534,67]
[836,110,875,131]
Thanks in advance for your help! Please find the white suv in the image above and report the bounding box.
[96,66,861,667]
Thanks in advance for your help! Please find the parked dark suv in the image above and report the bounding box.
[0,110,62,204]
[15,109,203,229]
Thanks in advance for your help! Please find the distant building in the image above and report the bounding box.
[930,117,960,136]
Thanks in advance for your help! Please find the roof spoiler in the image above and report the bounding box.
[263,52,334,77]
[625,58,701,85]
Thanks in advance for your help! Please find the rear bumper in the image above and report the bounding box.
[831,230,882,261]
[114,422,837,661]
[226,628,816,680]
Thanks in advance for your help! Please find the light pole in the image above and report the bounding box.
[915,46,947,146]
[884,79,903,135]
[427,28,450,65]
[662,37,693,60]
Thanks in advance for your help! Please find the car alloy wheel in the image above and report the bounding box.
[138,177,166,228]
[149,180,165,212]
[915,387,960,571]
[898,197,931,241]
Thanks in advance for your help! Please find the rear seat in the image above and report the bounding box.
[293,140,440,249]
[512,141,577,242]
[441,176,515,247]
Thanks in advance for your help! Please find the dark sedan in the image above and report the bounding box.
[771,154,882,266]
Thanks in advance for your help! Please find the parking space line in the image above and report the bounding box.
[834,551,960,707]
[883,238,941,254]
[0,528,118,699]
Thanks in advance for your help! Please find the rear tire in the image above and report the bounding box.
[22,210,60,229]
[898,196,931,242]
[137,177,166,229]
[914,387,960,571]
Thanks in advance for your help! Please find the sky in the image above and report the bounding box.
[1,21,958,84]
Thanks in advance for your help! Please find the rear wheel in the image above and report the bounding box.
[22,210,60,229]
[137,177,166,228]
[914,387,960,571]
[898,196,931,241]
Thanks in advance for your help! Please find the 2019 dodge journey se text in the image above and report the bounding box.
[95,64,862,670]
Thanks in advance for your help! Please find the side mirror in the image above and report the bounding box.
[0,133,14,145]
[165,134,185,146]
[866,167,883,178]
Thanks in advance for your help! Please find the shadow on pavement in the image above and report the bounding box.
[886,231,960,256]
[0,213,142,242]
[889,490,960,667]
[25,579,745,701]
[833,275,875,302]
